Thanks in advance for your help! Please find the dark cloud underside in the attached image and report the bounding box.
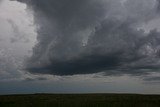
[18,0,160,76]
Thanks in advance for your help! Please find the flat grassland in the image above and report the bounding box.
[0,94,160,107]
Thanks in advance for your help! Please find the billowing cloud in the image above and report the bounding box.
[0,0,37,81]
[17,0,160,76]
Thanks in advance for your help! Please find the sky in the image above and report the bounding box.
[1,0,160,94]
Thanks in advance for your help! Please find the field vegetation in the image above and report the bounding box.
[0,94,160,107]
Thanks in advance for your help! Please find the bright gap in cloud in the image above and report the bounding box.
[139,18,160,33]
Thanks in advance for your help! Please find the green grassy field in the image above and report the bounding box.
[0,94,160,107]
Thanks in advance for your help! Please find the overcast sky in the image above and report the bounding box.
[1,0,160,94]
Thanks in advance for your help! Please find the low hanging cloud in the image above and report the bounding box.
[17,0,160,76]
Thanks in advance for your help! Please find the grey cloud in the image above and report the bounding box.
[145,77,160,81]
[143,75,160,82]
[157,0,160,11]
[24,77,47,82]
[17,0,160,76]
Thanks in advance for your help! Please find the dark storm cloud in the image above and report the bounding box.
[157,0,160,11]
[27,52,122,75]
[17,0,160,76]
